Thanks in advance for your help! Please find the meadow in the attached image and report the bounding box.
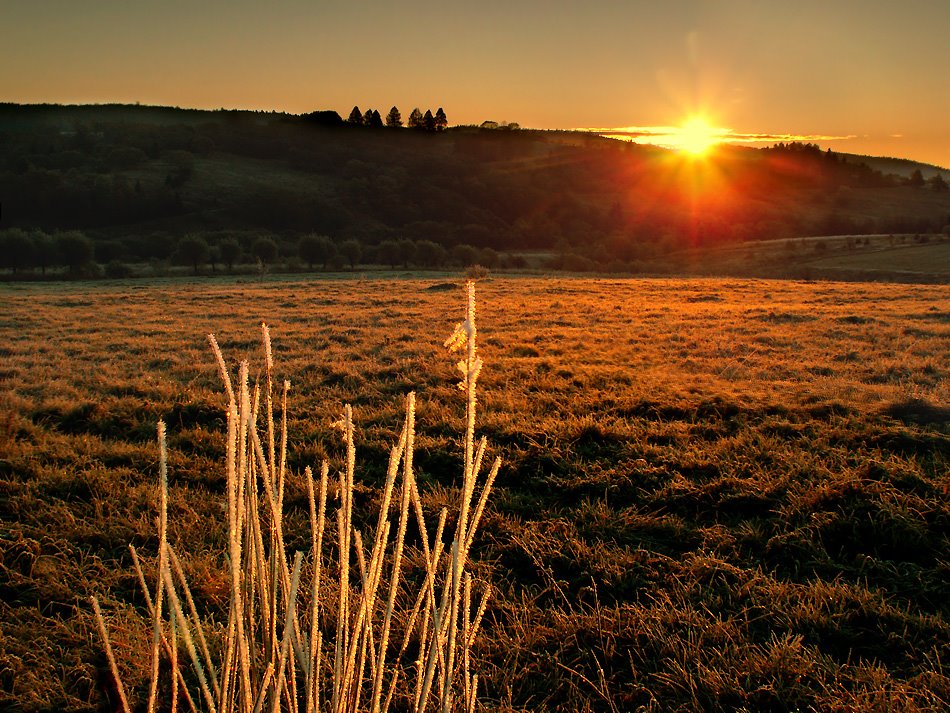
[0,275,948,711]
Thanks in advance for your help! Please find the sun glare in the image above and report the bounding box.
[676,116,720,156]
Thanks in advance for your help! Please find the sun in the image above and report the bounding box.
[675,116,721,156]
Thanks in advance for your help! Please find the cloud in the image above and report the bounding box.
[580,125,857,149]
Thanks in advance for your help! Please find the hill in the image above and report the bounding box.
[839,152,949,180]
[1,104,949,275]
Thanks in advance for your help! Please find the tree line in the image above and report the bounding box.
[765,142,949,191]
[0,227,521,278]
[346,106,448,132]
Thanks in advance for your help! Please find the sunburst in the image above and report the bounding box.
[675,116,722,156]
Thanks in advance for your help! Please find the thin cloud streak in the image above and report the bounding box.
[581,125,857,150]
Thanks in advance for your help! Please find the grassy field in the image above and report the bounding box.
[1,276,948,711]
[805,242,950,276]
[665,235,950,283]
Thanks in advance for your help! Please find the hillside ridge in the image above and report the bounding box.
[1,102,948,277]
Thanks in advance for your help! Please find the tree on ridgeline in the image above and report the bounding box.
[252,237,279,268]
[176,234,210,275]
[435,107,448,131]
[423,109,436,132]
[56,231,94,276]
[298,233,337,270]
[219,238,243,272]
[303,110,345,127]
[363,108,374,126]
[385,106,402,128]
[369,109,383,128]
[407,108,424,129]
[339,238,363,269]
[347,106,364,126]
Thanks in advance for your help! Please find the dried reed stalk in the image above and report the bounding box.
[96,282,496,712]
[90,596,132,713]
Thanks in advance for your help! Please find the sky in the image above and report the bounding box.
[2,0,948,167]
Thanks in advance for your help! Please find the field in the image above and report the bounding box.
[1,275,948,711]
[805,242,950,276]
[664,236,950,283]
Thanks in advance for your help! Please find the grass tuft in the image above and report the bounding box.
[883,397,950,427]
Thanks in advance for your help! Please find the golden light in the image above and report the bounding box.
[674,116,721,156]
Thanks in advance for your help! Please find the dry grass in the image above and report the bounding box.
[88,282,498,713]
[0,275,948,711]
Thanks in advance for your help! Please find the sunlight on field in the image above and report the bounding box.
[0,276,947,710]
[4,276,943,411]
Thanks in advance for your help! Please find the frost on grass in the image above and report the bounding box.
[93,281,498,713]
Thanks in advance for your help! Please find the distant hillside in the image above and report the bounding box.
[1,103,948,274]
[839,152,948,180]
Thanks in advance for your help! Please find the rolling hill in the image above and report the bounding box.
[840,152,949,180]
[1,103,948,274]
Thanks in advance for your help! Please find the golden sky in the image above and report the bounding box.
[2,0,948,166]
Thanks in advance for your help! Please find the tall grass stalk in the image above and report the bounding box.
[93,282,497,712]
